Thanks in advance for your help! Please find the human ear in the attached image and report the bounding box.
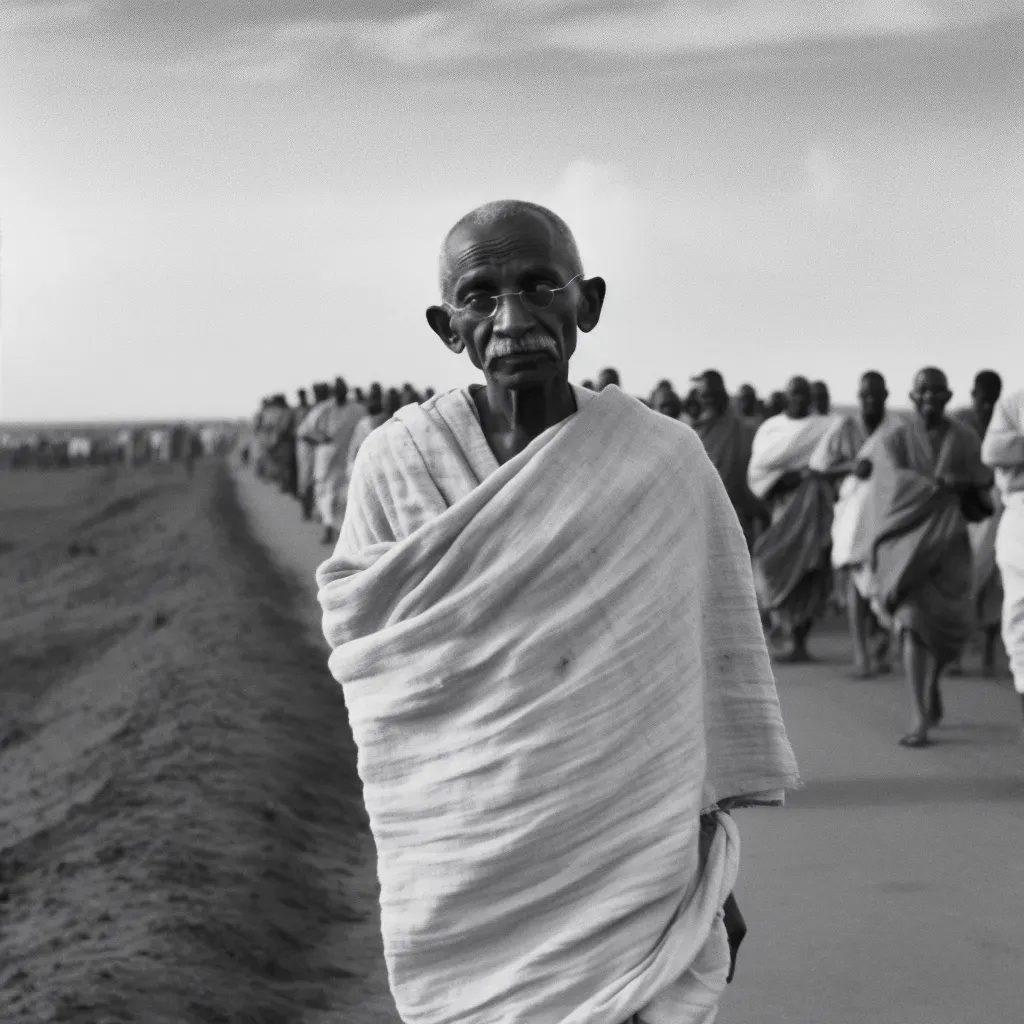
[426,306,465,354]
[576,276,606,334]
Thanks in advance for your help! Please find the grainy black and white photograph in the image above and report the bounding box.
[1,2,1022,1022]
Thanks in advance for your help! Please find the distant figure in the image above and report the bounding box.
[596,367,620,391]
[299,377,366,545]
[981,387,1024,729]
[951,370,1002,439]
[650,383,682,419]
[354,387,366,404]
[401,383,422,406]
[809,371,891,677]
[736,384,760,421]
[424,387,436,400]
[747,376,837,662]
[950,370,1005,675]
[297,383,330,521]
[680,387,702,427]
[810,380,831,416]
[346,383,388,478]
[580,378,595,391]
[766,391,787,419]
[691,370,765,550]
[856,368,994,747]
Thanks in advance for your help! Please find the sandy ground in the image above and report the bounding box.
[0,461,396,1023]
[3,459,1021,1023]
[234,468,1023,1024]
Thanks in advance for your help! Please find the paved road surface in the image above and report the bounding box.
[234,467,1024,1024]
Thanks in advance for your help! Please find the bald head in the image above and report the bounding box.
[785,376,812,419]
[438,200,583,301]
[857,371,888,427]
[911,366,951,426]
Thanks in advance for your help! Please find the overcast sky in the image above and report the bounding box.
[1,1,1022,421]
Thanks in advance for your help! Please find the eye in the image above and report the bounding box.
[463,294,495,313]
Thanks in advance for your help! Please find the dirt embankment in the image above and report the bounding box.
[0,462,386,1023]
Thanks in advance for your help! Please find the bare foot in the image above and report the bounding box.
[775,647,812,665]
[899,730,931,748]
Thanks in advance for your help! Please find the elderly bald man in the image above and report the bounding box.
[316,200,798,1024]
[856,368,994,747]
[747,376,837,661]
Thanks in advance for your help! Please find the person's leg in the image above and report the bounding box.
[981,625,1001,678]
[900,631,931,745]
[848,576,872,677]
[926,653,945,726]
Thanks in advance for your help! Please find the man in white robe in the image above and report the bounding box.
[316,201,799,1024]
[808,371,895,677]
[981,387,1024,731]
[747,376,837,662]
[299,377,365,545]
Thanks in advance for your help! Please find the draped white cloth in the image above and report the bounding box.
[747,413,838,501]
[299,399,366,527]
[317,384,800,1024]
[983,389,1024,694]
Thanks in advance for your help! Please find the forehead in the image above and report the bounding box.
[786,378,810,393]
[914,371,946,390]
[446,213,570,283]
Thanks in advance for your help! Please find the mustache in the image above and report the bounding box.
[485,329,560,368]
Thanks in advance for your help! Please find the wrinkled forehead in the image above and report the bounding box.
[444,213,571,285]
[913,370,947,391]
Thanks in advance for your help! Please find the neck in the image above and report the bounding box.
[862,411,884,433]
[481,371,576,440]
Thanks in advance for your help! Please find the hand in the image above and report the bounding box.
[855,458,873,480]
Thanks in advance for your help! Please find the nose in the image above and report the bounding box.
[490,292,534,337]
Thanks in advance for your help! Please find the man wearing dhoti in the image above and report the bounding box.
[346,383,390,478]
[810,380,831,417]
[951,370,1004,675]
[297,383,330,522]
[856,368,994,748]
[316,200,800,1024]
[808,371,893,677]
[650,381,683,420]
[735,383,764,433]
[691,370,765,550]
[300,377,365,545]
[747,376,837,662]
[981,387,1024,732]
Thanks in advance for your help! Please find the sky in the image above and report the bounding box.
[1,0,1022,421]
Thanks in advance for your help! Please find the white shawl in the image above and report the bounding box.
[747,413,838,500]
[317,385,799,1024]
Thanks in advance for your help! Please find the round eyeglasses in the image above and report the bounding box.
[444,274,582,320]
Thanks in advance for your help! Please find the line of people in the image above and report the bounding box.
[249,362,1023,747]
[636,365,1021,747]
[247,380,436,545]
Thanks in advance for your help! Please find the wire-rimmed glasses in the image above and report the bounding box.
[443,274,582,320]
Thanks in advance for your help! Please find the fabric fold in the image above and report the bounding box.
[317,385,799,1024]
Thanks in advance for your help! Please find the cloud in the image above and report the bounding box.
[0,0,93,32]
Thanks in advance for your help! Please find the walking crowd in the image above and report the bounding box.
[248,361,1024,751]
[244,200,1021,1024]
